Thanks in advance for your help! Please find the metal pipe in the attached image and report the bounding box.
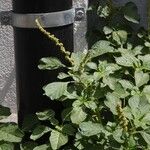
[12,0,73,125]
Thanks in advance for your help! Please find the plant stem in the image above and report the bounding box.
[95,108,102,124]
[35,19,74,65]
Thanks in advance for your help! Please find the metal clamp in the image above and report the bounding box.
[0,8,85,28]
[12,8,75,28]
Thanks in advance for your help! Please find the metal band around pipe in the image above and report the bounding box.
[12,8,75,28]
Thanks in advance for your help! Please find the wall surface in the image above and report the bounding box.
[114,0,147,28]
[0,0,148,122]
[0,0,16,121]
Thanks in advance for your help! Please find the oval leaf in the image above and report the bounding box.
[0,124,24,143]
[0,142,14,150]
[123,2,140,24]
[115,54,137,67]
[30,125,51,141]
[135,71,149,87]
[71,107,87,124]
[50,130,68,150]
[33,144,51,150]
[43,82,68,100]
[90,40,114,58]
[38,57,65,70]
[79,121,102,137]
[112,30,127,45]
[141,132,150,145]
[36,109,55,121]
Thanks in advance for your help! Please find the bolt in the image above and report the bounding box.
[75,8,85,21]
[0,11,12,25]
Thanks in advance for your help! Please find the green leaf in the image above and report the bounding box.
[38,57,65,70]
[112,30,127,45]
[50,130,68,150]
[0,142,14,150]
[36,110,58,125]
[61,108,72,122]
[103,76,118,90]
[119,80,134,90]
[138,54,150,70]
[0,123,24,143]
[72,100,83,108]
[71,52,89,71]
[142,113,150,125]
[123,2,140,24]
[132,45,143,56]
[36,109,55,121]
[43,82,68,100]
[129,96,150,120]
[128,95,140,114]
[97,5,110,18]
[145,41,150,47]
[33,144,51,150]
[57,73,69,80]
[79,121,102,137]
[94,61,120,81]
[113,83,129,98]
[86,62,97,70]
[113,129,124,143]
[105,63,121,74]
[71,107,87,124]
[62,124,76,136]
[128,95,140,109]
[123,106,133,120]
[80,73,94,85]
[115,54,138,67]
[74,141,84,150]
[103,26,113,35]
[138,96,150,116]
[128,135,136,148]
[20,142,38,150]
[93,71,101,81]
[64,90,79,100]
[49,118,59,126]
[141,132,150,145]
[105,92,121,115]
[134,71,149,87]
[84,101,97,110]
[143,85,150,103]
[0,105,11,120]
[30,125,51,141]
[90,40,114,58]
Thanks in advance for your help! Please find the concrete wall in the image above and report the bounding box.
[0,0,16,121]
[0,0,147,121]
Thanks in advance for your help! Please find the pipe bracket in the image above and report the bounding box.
[0,8,85,28]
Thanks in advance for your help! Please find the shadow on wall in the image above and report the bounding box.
[87,0,148,48]
[113,0,147,28]
[87,0,102,47]
[0,68,15,104]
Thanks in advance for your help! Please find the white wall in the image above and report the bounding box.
[0,0,16,121]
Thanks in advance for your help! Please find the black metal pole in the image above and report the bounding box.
[12,0,73,125]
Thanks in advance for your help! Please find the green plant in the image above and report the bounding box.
[21,1,150,150]
[0,105,24,149]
